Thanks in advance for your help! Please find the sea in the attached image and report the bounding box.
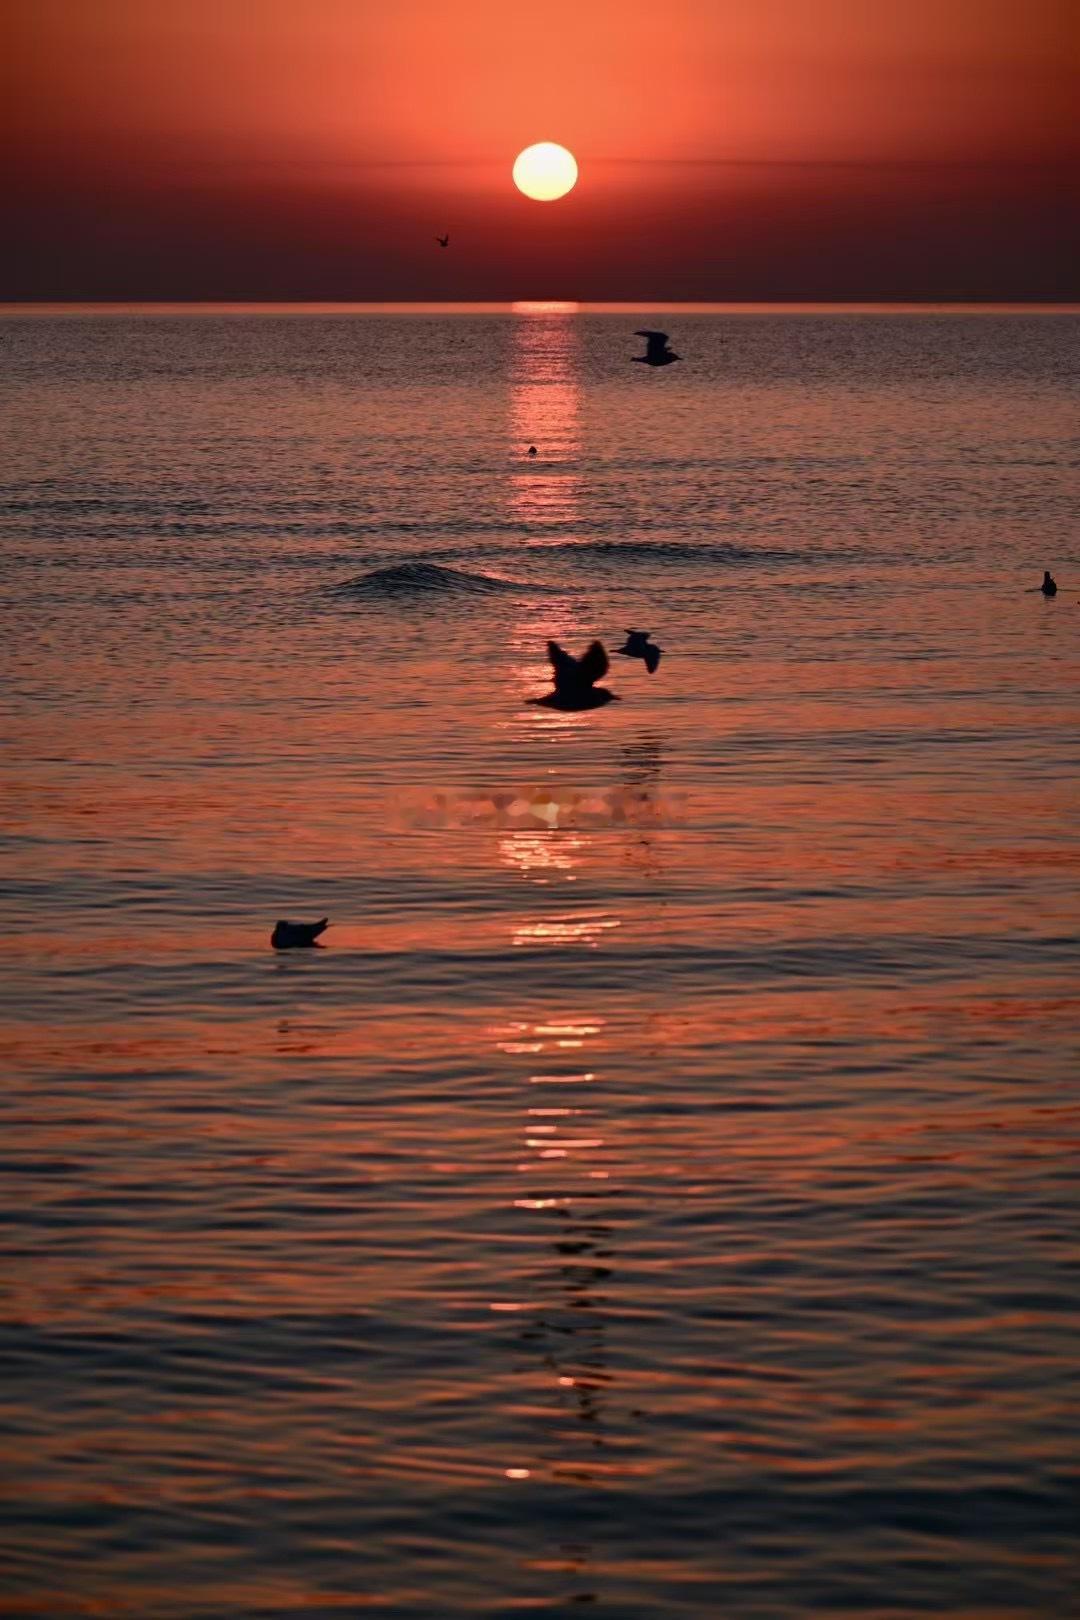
[1,304,1078,1618]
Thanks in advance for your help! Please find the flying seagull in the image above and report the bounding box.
[435,233,449,248]
[616,629,662,674]
[1040,570,1058,596]
[271,918,329,949]
[633,330,680,367]
[530,640,618,710]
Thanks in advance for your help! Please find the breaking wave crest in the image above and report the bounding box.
[332,561,534,597]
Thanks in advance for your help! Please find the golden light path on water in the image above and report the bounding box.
[507,302,583,530]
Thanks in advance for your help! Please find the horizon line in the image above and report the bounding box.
[2,300,1078,318]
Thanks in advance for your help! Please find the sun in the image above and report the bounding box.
[512,143,579,202]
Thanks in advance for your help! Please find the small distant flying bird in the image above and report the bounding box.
[633,330,680,367]
[271,918,329,950]
[616,629,662,674]
[435,233,449,248]
[1040,570,1058,596]
[531,640,618,710]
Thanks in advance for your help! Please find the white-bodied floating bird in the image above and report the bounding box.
[633,330,680,367]
[616,629,662,674]
[271,918,329,949]
[530,641,618,710]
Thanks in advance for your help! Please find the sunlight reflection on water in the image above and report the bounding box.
[507,306,583,530]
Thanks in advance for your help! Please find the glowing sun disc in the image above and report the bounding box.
[513,143,578,202]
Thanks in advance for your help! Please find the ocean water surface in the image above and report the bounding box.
[1,305,1078,1617]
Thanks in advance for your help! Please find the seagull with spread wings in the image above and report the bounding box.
[616,629,662,673]
[632,330,680,367]
[530,640,619,710]
[435,233,450,248]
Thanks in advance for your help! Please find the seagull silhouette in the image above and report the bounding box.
[530,641,618,710]
[633,330,680,367]
[435,233,449,248]
[271,918,329,949]
[1040,570,1058,596]
[616,629,662,674]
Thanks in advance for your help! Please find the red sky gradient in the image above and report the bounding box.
[7,0,1079,299]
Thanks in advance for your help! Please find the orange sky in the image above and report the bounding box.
[7,0,1079,298]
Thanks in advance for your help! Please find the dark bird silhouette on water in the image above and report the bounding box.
[633,330,679,367]
[527,445,538,456]
[531,641,618,710]
[616,629,662,674]
[272,918,329,949]
[1040,570,1058,596]
[435,233,449,248]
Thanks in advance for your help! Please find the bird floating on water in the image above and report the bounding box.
[633,330,680,367]
[1040,570,1058,596]
[531,641,618,710]
[616,629,662,674]
[435,233,449,249]
[271,918,329,949]
[527,445,538,456]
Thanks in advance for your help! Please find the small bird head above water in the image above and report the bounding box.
[527,445,538,456]
[271,918,329,949]
[1041,570,1058,596]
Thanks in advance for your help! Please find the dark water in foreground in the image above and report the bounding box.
[1,307,1078,1617]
